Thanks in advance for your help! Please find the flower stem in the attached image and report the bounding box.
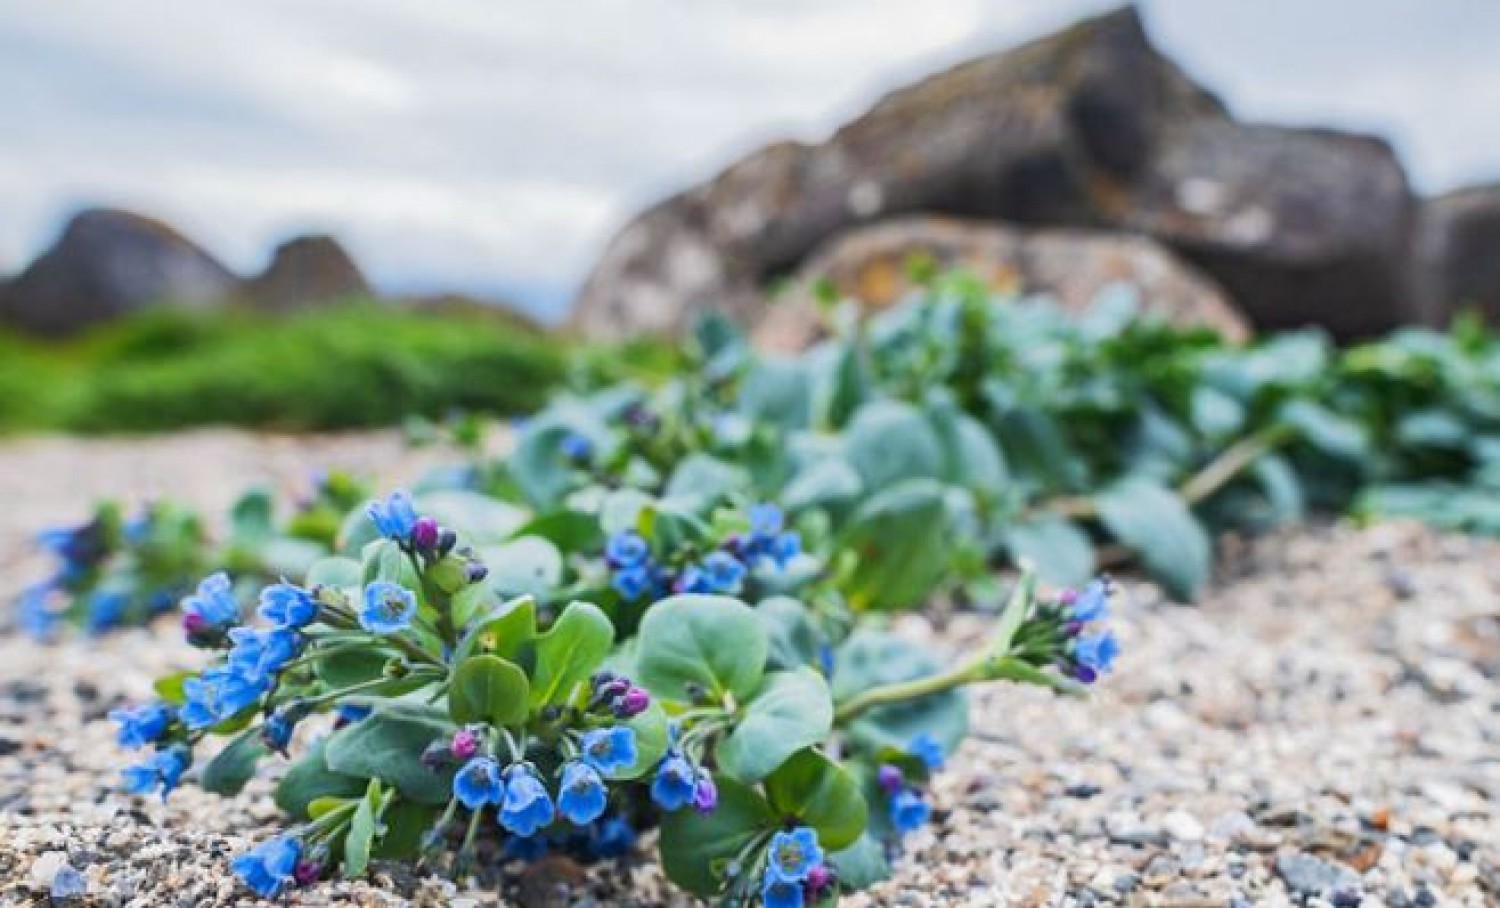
[832,658,984,725]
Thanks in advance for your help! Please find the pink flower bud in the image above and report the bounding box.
[450,728,480,760]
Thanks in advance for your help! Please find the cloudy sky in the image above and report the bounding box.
[2,1,1497,320]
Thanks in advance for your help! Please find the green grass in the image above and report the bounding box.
[0,303,590,433]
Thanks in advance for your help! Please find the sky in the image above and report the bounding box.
[2,1,1497,321]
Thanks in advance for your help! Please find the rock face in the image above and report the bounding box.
[754,217,1250,351]
[571,6,1417,341]
[1416,184,1500,326]
[0,208,236,336]
[240,234,371,312]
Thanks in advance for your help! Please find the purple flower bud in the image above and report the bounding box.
[182,612,208,637]
[877,764,905,795]
[465,562,489,583]
[1057,587,1079,605]
[411,517,440,551]
[451,728,480,760]
[1064,619,1085,637]
[805,864,833,896]
[616,686,651,718]
[293,860,321,887]
[692,774,718,814]
[438,529,458,556]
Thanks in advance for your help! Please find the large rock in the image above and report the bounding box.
[755,216,1250,350]
[0,208,235,335]
[240,234,371,312]
[1415,184,1500,326]
[571,6,1416,341]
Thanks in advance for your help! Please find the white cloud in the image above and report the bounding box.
[0,0,1498,320]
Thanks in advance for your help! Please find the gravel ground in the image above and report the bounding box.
[1,431,1498,907]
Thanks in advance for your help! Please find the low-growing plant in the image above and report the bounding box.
[113,492,1118,904]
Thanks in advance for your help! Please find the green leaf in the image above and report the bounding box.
[324,704,456,804]
[780,457,863,515]
[416,491,529,544]
[229,487,275,548]
[449,655,531,726]
[199,727,267,796]
[315,648,392,689]
[635,594,767,703]
[481,537,562,600]
[843,400,945,490]
[1000,516,1096,588]
[757,597,823,672]
[530,601,614,707]
[833,630,968,758]
[830,832,892,889]
[599,489,654,535]
[764,749,868,849]
[509,510,603,553]
[659,776,775,897]
[718,669,833,783]
[456,595,537,663]
[835,479,953,611]
[305,556,362,590]
[1095,477,1212,601]
[739,356,813,431]
[343,780,383,878]
[372,801,437,860]
[152,670,192,705]
[275,739,367,819]
[664,454,749,507]
[1280,399,1370,465]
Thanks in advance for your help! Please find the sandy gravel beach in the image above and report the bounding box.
[0,432,1497,907]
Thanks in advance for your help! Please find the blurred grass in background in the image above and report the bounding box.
[0,303,680,433]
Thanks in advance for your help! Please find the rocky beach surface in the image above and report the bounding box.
[1,432,1497,906]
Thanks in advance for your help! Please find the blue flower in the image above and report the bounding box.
[748,503,785,538]
[500,765,555,837]
[86,590,129,634]
[109,701,173,750]
[1073,630,1120,676]
[367,490,418,542]
[181,572,239,629]
[908,733,945,771]
[650,750,698,811]
[769,532,801,567]
[120,747,189,800]
[889,789,931,834]
[359,581,417,634]
[580,726,637,775]
[558,761,608,825]
[502,834,549,862]
[611,565,654,601]
[334,704,371,726]
[674,565,714,595]
[262,709,298,754]
[1070,579,1111,623]
[702,551,746,594]
[588,817,637,858]
[605,531,650,568]
[258,583,319,628]
[767,827,823,883]
[232,836,301,899]
[49,865,87,900]
[762,876,805,908]
[179,667,268,729]
[19,582,58,640]
[453,756,504,810]
[227,627,301,682]
[560,433,594,463]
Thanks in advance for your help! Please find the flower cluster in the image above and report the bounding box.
[606,503,800,605]
[1057,579,1121,683]
[877,734,945,837]
[21,503,190,638]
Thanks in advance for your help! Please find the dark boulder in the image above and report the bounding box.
[0,208,236,336]
[240,234,371,312]
[1416,184,1500,326]
[756,216,1250,351]
[571,5,1416,341]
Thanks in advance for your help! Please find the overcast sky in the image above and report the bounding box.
[2,1,1497,320]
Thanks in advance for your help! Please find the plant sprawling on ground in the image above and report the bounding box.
[23,270,1500,903]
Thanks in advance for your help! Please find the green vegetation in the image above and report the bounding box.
[0,303,677,433]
